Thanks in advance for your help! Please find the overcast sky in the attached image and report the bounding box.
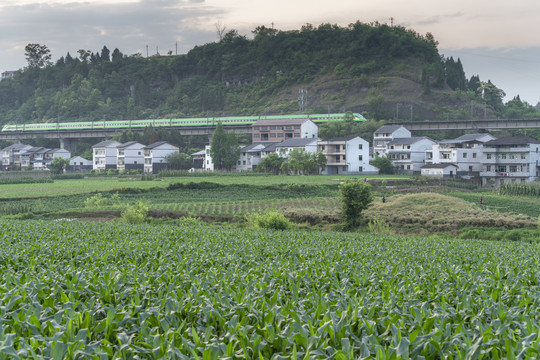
[1,0,540,105]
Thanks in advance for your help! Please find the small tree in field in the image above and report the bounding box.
[49,157,70,175]
[339,179,373,229]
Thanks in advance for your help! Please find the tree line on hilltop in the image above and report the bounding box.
[1,21,539,133]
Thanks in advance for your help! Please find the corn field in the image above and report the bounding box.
[0,219,539,358]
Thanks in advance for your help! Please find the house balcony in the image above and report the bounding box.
[326,160,346,166]
[482,158,528,164]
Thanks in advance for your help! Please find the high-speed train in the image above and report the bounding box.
[1,113,366,132]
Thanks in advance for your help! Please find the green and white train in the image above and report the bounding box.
[1,113,365,132]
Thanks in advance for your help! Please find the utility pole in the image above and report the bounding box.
[146,45,148,58]
[298,89,307,113]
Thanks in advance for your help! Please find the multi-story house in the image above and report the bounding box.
[426,133,496,176]
[1,143,33,170]
[43,149,71,167]
[480,136,540,186]
[318,136,379,175]
[93,140,122,171]
[143,141,179,174]
[274,138,320,157]
[252,118,318,142]
[31,148,51,170]
[387,136,435,174]
[117,141,145,172]
[236,143,267,171]
[20,147,46,169]
[373,125,411,157]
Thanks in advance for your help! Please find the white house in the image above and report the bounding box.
[117,141,145,172]
[480,136,540,187]
[421,163,459,178]
[143,141,179,174]
[387,136,436,174]
[373,125,411,157]
[426,133,496,176]
[318,136,379,175]
[1,143,33,170]
[93,140,122,171]
[274,138,320,157]
[69,156,92,172]
[236,143,267,171]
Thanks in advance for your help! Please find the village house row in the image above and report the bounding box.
[2,116,540,186]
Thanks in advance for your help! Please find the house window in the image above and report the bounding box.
[407,145,411,149]
[510,165,517,172]
[294,125,300,129]
[285,126,292,130]
[358,155,363,161]
[254,126,259,130]
[335,155,340,161]
[243,161,246,165]
[294,133,300,138]
[359,167,363,172]
[521,154,526,159]
[486,165,491,171]
[463,153,467,158]
[278,133,284,138]
[270,126,277,130]
[496,165,506,172]
[501,154,507,159]
[270,133,276,138]
[254,134,260,138]
[487,154,492,159]
[509,154,515,159]
[321,145,325,150]
[342,166,347,172]
[407,165,411,170]
[359,144,363,150]
[473,153,476,158]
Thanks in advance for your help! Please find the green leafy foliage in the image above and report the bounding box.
[0,219,539,357]
[120,200,149,224]
[245,210,292,230]
[209,122,240,170]
[339,178,373,228]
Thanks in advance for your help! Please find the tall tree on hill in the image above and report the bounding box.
[210,122,240,170]
[24,43,52,68]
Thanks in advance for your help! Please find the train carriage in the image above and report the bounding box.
[1,113,366,132]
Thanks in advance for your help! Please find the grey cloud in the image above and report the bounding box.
[0,0,222,70]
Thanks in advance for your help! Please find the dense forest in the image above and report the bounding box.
[1,21,539,128]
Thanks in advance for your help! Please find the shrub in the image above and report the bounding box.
[121,201,149,224]
[245,210,291,231]
[339,179,373,229]
[85,193,121,207]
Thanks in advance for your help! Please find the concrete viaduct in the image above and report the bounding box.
[0,124,252,152]
[1,118,539,152]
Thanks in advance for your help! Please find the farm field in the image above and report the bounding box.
[1,219,540,358]
[0,174,407,200]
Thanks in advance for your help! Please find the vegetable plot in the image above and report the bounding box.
[0,220,539,358]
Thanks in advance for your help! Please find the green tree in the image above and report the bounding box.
[210,121,240,170]
[256,153,285,174]
[165,152,193,170]
[339,178,373,228]
[49,157,70,175]
[370,155,394,174]
[24,43,52,68]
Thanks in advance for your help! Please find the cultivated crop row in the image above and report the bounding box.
[1,220,539,358]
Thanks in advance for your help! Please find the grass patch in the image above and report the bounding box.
[364,193,537,234]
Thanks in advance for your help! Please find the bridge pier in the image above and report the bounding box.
[59,138,77,154]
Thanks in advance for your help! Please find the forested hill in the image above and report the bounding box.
[1,21,538,127]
